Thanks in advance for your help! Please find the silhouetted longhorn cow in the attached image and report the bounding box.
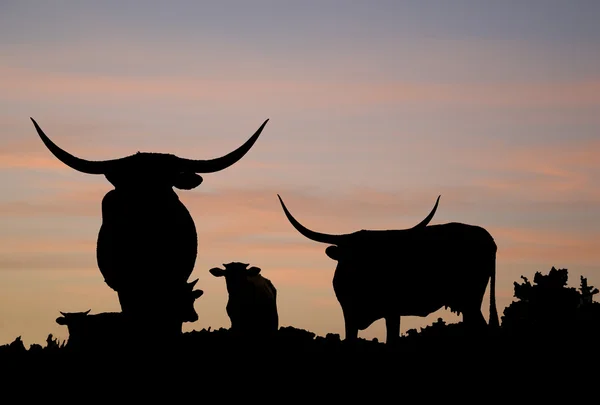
[277,194,499,345]
[210,262,278,337]
[56,310,127,351]
[31,117,268,332]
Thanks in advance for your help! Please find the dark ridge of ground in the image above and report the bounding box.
[1,323,597,399]
[2,322,598,368]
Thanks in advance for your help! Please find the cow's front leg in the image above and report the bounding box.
[342,308,358,342]
[385,315,400,345]
[345,323,358,342]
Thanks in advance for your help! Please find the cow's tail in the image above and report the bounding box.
[488,249,500,329]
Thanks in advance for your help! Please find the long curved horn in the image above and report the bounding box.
[178,119,269,174]
[277,194,344,245]
[31,118,115,175]
[407,195,440,230]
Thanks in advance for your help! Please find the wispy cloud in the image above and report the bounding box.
[1,184,598,272]
[3,66,600,110]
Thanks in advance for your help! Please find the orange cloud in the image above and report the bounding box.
[492,226,600,265]
[2,66,599,109]
[0,237,96,254]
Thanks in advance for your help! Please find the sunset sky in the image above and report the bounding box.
[1,1,599,346]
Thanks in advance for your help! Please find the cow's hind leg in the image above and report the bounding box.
[345,323,358,342]
[342,308,358,342]
[462,307,488,344]
[463,308,486,329]
[385,315,400,346]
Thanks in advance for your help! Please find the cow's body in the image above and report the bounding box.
[56,310,131,352]
[98,188,198,292]
[210,262,278,337]
[277,195,499,344]
[97,188,200,322]
[330,224,497,342]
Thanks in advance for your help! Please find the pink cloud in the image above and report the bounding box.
[0,237,96,254]
[2,66,599,109]
[492,226,600,265]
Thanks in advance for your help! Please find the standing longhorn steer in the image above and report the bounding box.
[209,262,278,337]
[31,117,268,337]
[277,194,499,345]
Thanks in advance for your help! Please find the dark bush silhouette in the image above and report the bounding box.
[501,267,600,341]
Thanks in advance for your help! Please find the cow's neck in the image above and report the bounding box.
[113,187,180,201]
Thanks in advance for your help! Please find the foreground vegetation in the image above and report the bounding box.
[2,267,599,383]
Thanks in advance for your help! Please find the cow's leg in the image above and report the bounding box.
[462,307,487,338]
[385,315,400,345]
[344,321,358,342]
[342,308,358,342]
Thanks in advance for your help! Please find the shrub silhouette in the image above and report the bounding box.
[501,267,600,340]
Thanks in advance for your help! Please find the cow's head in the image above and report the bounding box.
[276,194,440,262]
[30,118,269,193]
[56,309,91,327]
[209,262,261,295]
[173,278,204,322]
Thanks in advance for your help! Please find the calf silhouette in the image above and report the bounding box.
[56,310,132,352]
[210,262,278,338]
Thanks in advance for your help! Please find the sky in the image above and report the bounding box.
[1,0,599,346]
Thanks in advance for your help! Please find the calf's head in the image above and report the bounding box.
[209,262,261,295]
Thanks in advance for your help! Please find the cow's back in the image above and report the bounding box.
[247,275,277,313]
[358,223,495,279]
[229,275,278,333]
[63,313,131,352]
[97,189,198,291]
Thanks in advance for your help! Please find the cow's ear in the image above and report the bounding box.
[247,266,261,276]
[56,317,67,325]
[174,172,203,190]
[209,267,226,277]
[325,245,340,261]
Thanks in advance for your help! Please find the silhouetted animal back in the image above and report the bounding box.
[56,310,131,352]
[97,189,197,292]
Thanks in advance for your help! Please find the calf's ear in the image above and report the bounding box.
[209,267,226,277]
[247,266,261,276]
